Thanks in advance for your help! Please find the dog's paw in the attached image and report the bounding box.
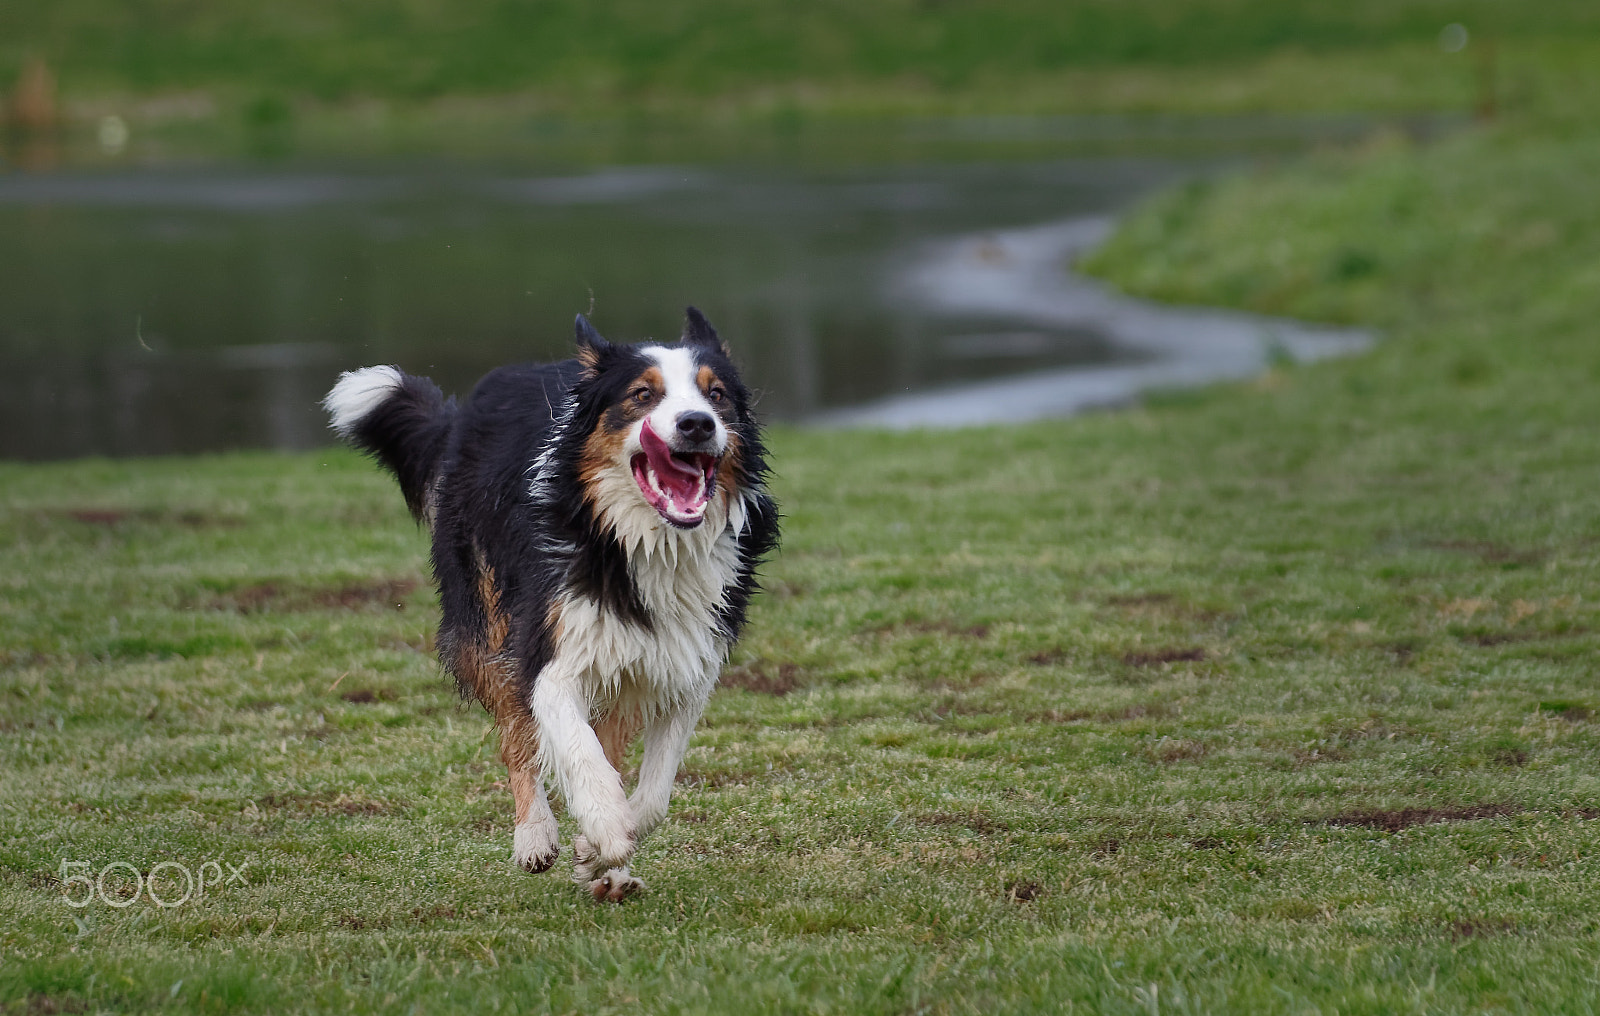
[586,868,647,904]
[572,836,645,902]
[570,835,603,883]
[571,826,634,878]
[513,819,560,873]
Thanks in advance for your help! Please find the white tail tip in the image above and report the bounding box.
[324,365,403,437]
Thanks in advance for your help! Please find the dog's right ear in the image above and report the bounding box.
[680,306,730,356]
[574,314,612,375]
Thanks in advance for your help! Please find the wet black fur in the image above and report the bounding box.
[335,309,780,703]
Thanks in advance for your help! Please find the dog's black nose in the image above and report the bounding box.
[676,411,716,443]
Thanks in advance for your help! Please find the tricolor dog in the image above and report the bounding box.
[323,309,779,901]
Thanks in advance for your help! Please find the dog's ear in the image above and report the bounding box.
[574,314,613,374]
[680,306,729,356]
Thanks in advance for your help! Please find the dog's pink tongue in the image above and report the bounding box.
[640,421,703,508]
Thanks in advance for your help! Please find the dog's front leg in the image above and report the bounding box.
[628,698,706,841]
[529,667,637,896]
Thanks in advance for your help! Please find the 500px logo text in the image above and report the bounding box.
[58,859,249,908]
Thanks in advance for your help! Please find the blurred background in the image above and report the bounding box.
[2,0,1595,459]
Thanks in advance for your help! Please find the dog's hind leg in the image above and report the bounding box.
[628,699,706,841]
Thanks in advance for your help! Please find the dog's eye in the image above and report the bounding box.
[708,387,725,403]
[632,387,654,404]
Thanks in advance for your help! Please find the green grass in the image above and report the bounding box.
[8,59,1600,1016]
[4,0,1600,122]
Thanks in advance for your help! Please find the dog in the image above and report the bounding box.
[323,308,779,901]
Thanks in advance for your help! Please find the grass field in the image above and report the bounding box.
[4,0,1600,122]
[5,87,1600,1009]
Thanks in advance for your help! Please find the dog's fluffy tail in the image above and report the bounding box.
[324,365,454,522]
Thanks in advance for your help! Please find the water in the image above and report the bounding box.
[0,117,1398,459]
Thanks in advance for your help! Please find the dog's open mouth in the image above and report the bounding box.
[632,421,718,528]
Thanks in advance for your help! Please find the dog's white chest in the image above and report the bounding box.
[553,505,742,710]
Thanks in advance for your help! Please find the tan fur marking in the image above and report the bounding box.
[593,709,643,773]
[476,553,509,655]
[455,552,541,806]
[576,343,601,375]
[509,766,540,825]
[578,366,663,509]
[695,364,719,393]
[580,425,631,496]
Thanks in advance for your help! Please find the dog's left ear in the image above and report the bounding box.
[680,306,730,357]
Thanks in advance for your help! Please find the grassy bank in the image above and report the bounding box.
[7,77,1600,1016]
[4,1,1600,124]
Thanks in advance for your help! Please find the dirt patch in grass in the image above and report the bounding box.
[918,620,991,638]
[55,507,244,529]
[868,619,992,639]
[1035,702,1171,723]
[1338,718,1419,743]
[1106,592,1177,607]
[675,765,776,789]
[1026,648,1067,665]
[1122,647,1206,667]
[1460,626,1587,648]
[257,791,403,816]
[1449,915,1520,940]
[1492,747,1530,767]
[1429,540,1545,567]
[1292,745,1352,766]
[1147,738,1207,763]
[915,809,1009,835]
[1005,880,1043,903]
[1539,701,1593,722]
[1320,803,1520,833]
[1381,640,1421,664]
[720,660,806,696]
[203,577,419,614]
[340,687,398,704]
[1103,591,1226,621]
[409,904,460,924]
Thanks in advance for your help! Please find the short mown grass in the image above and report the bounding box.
[6,0,1600,122]
[7,80,1600,1016]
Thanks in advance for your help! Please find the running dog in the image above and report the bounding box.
[323,309,779,901]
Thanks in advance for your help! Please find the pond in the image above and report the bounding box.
[0,116,1392,459]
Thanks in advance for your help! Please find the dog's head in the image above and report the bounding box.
[569,308,757,532]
